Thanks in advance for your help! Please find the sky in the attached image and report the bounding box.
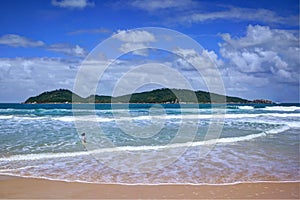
[0,0,299,103]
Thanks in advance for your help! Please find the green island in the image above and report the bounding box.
[24,88,271,104]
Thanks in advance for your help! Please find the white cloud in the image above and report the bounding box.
[0,57,79,102]
[68,28,111,35]
[220,25,299,83]
[47,43,87,57]
[172,48,226,94]
[220,25,298,49]
[185,7,276,23]
[114,30,155,43]
[113,30,156,56]
[0,34,44,47]
[127,0,298,27]
[178,6,298,26]
[173,48,223,71]
[51,0,94,9]
[219,25,299,101]
[119,43,149,56]
[129,0,195,12]
[0,34,87,57]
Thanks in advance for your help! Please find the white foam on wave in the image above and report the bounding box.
[53,116,76,122]
[0,125,290,162]
[191,125,290,145]
[268,113,300,117]
[1,112,299,124]
[132,115,153,120]
[238,117,300,129]
[284,121,300,128]
[0,171,298,186]
[0,151,90,162]
[0,115,13,119]
[15,116,47,120]
[54,115,164,122]
[237,106,254,110]
[55,116,116,122]
[228,113,300,118]
[261,106,300,112]
[0,115,47,120]
[167,113,300,120]
[72,113,299,122]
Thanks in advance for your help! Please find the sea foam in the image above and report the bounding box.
[261,106,300,112]
[0,124,290,162]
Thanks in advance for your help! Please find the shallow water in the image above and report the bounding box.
[0,103,299,184]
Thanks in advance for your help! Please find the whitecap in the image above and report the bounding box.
[0,115,13,119]
[237,106,254,110]
[261,106,300,112]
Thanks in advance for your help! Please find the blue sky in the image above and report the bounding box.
[0,0,299,102]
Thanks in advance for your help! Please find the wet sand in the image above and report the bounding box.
[0,175,299,199]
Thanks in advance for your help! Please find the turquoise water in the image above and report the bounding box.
[0,103,299,184]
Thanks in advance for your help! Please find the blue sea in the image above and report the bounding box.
[0,103,299,185]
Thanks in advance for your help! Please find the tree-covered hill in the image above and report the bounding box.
[24,88,251,104]
[113,88,250,103]
[25,89,83,103]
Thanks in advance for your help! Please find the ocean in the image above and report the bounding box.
[0,103,299,185]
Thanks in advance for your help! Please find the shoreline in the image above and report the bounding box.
[0,175,299,199]
[1,174,299,186]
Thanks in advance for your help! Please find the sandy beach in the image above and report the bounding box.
[0,175,298,199]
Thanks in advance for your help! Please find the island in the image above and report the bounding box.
[24,88,270,104]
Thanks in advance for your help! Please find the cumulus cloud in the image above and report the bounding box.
[219,25,299,101]
[173,48,223,71]
[118,43,149,56]
[47,43,87,57]
[171,48,226,94]
[113,30,156,56]
[220,25,299,83]
[51,0,94,9]
[0,57,79,102]
[220,25,298,49]
[114,30,155,43]
[0,34,45,47]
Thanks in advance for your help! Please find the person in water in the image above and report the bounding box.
[81,133,86,143]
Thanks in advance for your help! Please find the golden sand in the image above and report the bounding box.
[0,176,299,199]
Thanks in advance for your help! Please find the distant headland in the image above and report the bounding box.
[23,88,274,104]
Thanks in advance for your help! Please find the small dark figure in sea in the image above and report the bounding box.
[81,133,86,144]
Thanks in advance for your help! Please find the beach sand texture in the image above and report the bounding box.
[0,176,299,199]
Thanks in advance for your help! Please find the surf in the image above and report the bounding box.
[0,124,290,162]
